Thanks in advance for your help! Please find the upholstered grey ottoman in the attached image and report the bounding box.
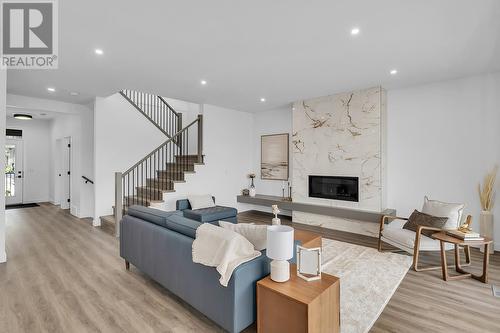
[176,198,238,224]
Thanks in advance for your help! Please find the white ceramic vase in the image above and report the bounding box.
[249,186,256,197]
[479,211,494,254]
[272,217,281,225]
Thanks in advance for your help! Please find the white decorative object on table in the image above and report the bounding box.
[271,204,281,225]
[266,225,294,282]
[248,173,256,197]
[296,245,322,281]
[478,165,497,253]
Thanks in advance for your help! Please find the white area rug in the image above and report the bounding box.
[321,239,412,333]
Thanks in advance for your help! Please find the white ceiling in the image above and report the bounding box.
[6,0,500,112]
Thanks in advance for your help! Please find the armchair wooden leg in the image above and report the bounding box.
[377,236,383,252]
[125,260,130,270]
[413,239,448,272]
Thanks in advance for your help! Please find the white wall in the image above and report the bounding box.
[387,72,500,250]
[93,93,166,224]
[247,72,500,249]
[50,114,90,217]
[161,104,254,211]
[0,69,6,263]
[5,94,94,219]
[6,118,51,203]
[252,106,293,196]
[79,101,95,219]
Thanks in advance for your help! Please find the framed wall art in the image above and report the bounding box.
[261,133,289,180]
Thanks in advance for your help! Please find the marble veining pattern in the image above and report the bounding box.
[292,87,387,234]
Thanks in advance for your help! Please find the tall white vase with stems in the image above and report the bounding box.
[480,211,494,254]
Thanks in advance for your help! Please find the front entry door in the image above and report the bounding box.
[5,139,24,205]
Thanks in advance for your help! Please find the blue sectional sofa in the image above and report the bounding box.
[176,197,238,224]
[120,205,269,333]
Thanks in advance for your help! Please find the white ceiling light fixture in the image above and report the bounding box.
[200,80,207,85]
[94,48,104,55]
[260,97,266,102]
[351,27,360,36]
[390,69,398,75]
[14,114,32,120]
[47,87,55,92]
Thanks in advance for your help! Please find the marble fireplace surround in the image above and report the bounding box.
[291,86,389,237]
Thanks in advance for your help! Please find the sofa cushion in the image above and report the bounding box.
[183,206,238,223]
[219,221,268,251]
[165,214,202,238]
[127,205,181,228]
[176,197,215,211]
[188,194,216,210]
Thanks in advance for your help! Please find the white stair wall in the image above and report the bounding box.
[160,104,254,211]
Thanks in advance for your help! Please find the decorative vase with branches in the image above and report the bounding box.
[248,173,256,197]
[478,165,497,254]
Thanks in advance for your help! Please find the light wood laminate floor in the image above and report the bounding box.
[1,204,499,333]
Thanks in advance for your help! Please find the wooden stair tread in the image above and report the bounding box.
[100,215,116,225]
[136,186,175,193]
[124,195,164,204]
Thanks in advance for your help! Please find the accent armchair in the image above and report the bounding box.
[378,197,470,272]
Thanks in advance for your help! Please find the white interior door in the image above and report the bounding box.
[5,139,24,205]
[59,137,71,209]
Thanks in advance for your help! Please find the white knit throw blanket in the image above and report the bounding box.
[192,223,261,286]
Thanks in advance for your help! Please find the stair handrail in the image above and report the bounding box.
[114,114,203,237]
[120,89,183,140]
[123,116,201,176]
[157,95,180,117]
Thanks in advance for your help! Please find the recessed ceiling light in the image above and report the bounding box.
[69,91,79,96]
[260,98,266,102]
[351,27,360,35]
[390,69,398,75]
[94,49,104,55]
[40,113,47,116]
[14,114,32,120]
[200,80,207,85]
[47,87,55,92]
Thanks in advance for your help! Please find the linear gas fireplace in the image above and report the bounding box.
[309,175,359,202]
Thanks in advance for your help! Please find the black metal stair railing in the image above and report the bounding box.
[120,89,182,139]
[113,115,203,237]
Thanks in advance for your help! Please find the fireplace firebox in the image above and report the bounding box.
[308,175,359,202]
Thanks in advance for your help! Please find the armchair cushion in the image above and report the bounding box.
[382,226,453,252]
[403,210,448,237]
[422,196,464,230]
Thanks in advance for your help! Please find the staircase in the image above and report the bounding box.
[99,90,204,236]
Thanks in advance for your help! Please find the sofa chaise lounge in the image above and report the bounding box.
[120,205,268,333]
[176,197,238,224]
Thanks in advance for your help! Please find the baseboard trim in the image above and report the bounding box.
[92,218,101,227]
[0,251,6,263]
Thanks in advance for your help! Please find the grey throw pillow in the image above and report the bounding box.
[403,210,448,237]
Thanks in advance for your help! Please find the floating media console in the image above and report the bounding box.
[236,194,395,224]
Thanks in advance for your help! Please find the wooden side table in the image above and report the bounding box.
[295,229,322,249]
[257,264,340,333]
[432,232,493,283]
